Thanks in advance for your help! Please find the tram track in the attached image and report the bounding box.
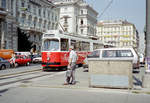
[0,73,51,86]
[0,69,41,78]
[0,69,61,87]
[0,71,42,80]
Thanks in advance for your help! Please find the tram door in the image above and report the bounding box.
[61,38,69,51]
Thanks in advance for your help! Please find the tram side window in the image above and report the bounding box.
[75,41,82,51]
[61,38,69,51]
[93,43,99,50]
[98,44,103,49]
[71,40,77,50]
[82,42,90,51]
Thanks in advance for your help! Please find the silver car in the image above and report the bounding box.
[32,55,42,63]
[0,57,10,70]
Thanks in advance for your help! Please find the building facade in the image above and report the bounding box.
[0,0,18,51]
[97,20,139,50]
[53,0,98,37]
[17,0,59,52]
[0,0,59,52]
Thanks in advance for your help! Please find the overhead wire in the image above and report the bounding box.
[98,0,114,19]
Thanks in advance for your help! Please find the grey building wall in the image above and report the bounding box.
[0,0,59,52]
[0,0,18,51]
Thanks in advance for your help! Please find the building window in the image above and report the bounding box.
[33,20,36,28]
[64,17,68,24]
[38,22,41,28]
[48,11,50,18]
[55,16,57,21]
[43,9,45,18]
[33,5,36,15]
[21,2,25,7]
[81,29,83,34]
[34,35,36,41]
[39,35,41,41]
[55,23,58,29]
[81,10,83,14]
[47,24,50,30]
[39,9,41,16]
[64,7,68,10]
[2,0,6,8]
[21,17,25,24]
[11,0,14,15]
[64,28,68,32]
[28,5,31,12]
[43,22,46,29]
[52,13,54,20]
[81,19,83,25]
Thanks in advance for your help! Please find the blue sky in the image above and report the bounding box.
[85,0,146,34]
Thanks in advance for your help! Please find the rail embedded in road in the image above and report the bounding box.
[0,69,42,78]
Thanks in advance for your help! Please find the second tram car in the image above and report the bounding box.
[41,30,104,70]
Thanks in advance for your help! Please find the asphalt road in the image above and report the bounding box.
[0,65,150,103]
[0,86,150,103]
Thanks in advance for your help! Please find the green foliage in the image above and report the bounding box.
[17,28,33,51]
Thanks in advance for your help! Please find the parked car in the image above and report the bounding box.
[15,55,31,66]
[0,57,10,70]
[32,55,42,63]
[87,48,139,70]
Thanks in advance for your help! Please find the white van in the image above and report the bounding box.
[88,48,139,69]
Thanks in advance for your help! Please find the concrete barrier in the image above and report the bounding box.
[142,72,150,88]
[88,59,133,89]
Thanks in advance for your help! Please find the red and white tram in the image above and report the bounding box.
[41,30,104,70]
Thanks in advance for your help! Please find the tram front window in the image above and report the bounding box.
[43,39,59,51]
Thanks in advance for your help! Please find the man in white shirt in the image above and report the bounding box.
[64,45,77,85]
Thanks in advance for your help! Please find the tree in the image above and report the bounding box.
[17,28,33,51]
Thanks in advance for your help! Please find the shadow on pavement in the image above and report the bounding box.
[133,75,142,86]
[0,89,9,96]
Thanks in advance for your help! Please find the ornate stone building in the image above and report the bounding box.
[0,0,18,51]
[17,0,59,52]
[53,0,98,38]
[97,20,139,50]
[0,0,59,52]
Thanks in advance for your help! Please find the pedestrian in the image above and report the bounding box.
[64,45,77,85]
[10,53,16,68]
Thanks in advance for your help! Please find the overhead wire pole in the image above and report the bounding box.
[98,0,114,19]
[146,0,150,57]
[142,0,150,88]
[145,0,150,72]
